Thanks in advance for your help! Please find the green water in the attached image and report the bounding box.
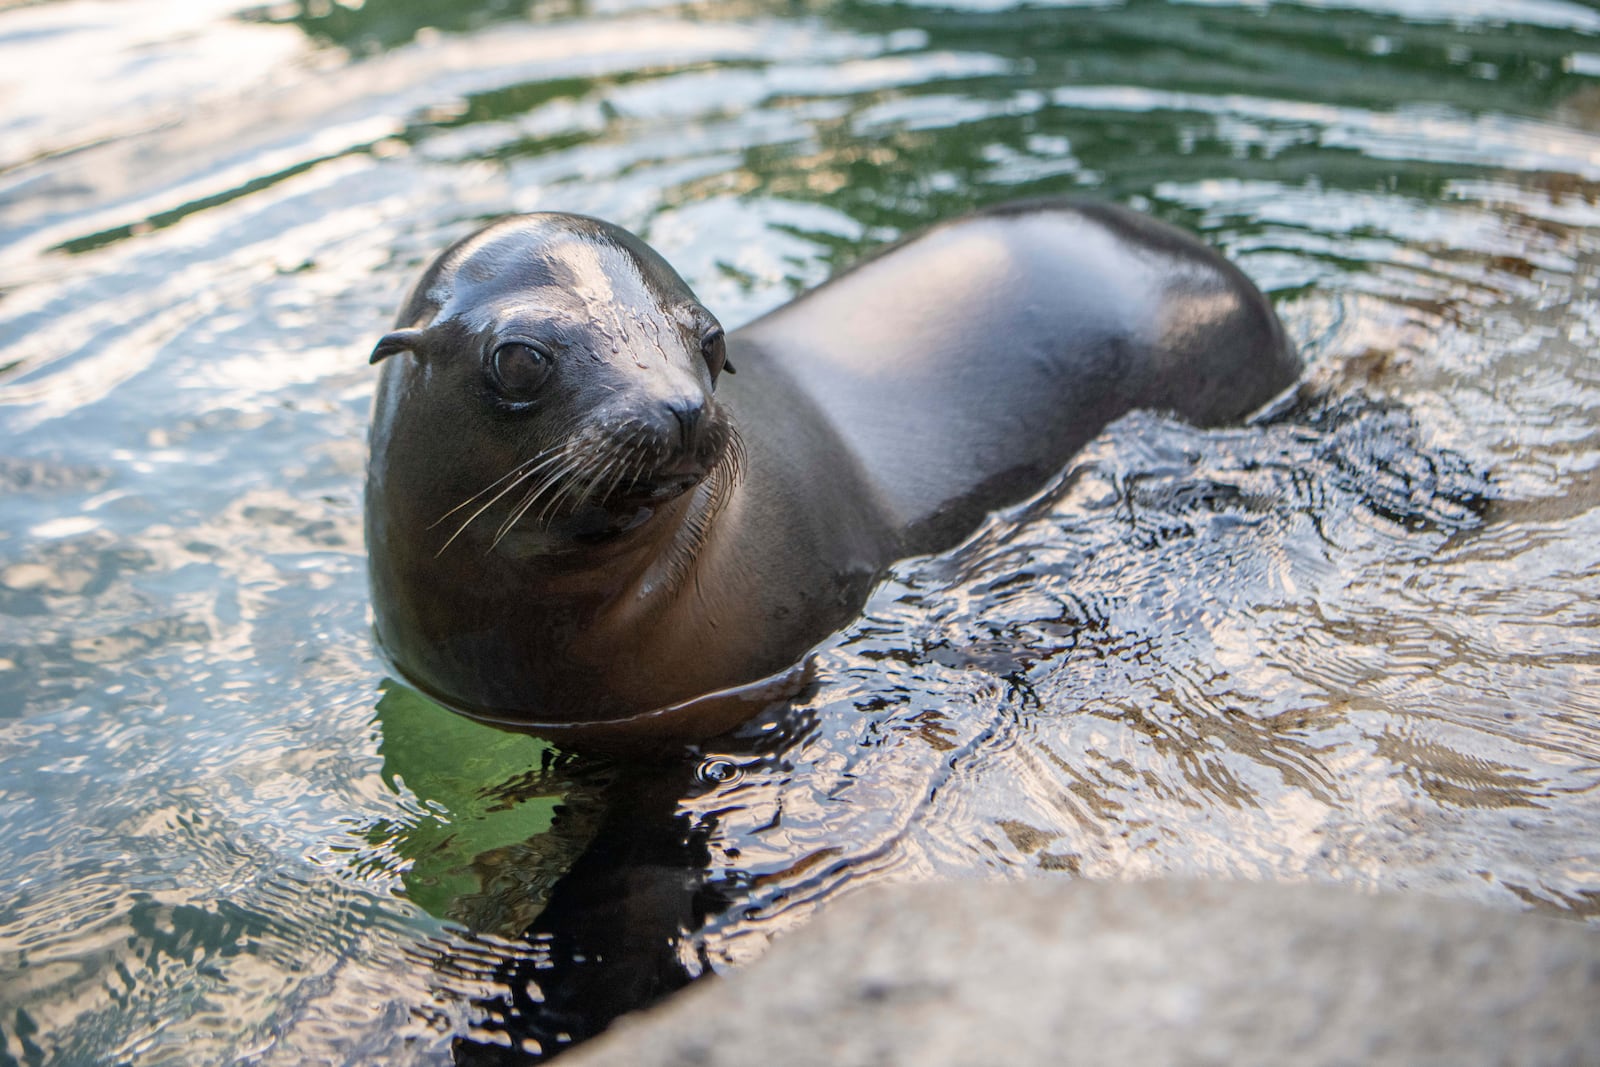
[2,0,1598,1062]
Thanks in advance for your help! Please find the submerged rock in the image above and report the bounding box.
[566,879,1600,1066]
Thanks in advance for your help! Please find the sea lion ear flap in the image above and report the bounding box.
[370,328,426,365]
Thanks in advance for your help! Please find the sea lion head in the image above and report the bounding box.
[367,213,735,560]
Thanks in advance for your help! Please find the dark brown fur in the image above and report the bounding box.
[365,200,1299,751]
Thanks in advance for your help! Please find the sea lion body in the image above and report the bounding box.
[365,199,1299,749]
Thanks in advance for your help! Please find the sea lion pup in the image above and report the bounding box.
[365,199,1299,751]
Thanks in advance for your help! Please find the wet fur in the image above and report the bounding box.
[365,199,1300,749]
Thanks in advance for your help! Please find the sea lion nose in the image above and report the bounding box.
[664,395,705,450]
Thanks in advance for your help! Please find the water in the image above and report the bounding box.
[2,0,1598,1061]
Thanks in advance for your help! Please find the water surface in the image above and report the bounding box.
[2,0,1598,1062]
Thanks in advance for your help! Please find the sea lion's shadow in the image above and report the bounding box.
[447,744,759,1065]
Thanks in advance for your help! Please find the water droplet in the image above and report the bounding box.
[695,757,742,785]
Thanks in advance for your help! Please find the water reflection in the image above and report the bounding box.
[2,0,1599,1062]
[367,684,573,926]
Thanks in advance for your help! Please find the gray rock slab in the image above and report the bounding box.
[564,878,1600,1066]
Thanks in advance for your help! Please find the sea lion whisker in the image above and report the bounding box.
[433,468,525,528]
[516,451,592,533]
[602,441,640,501]
[490,486,547,551]
[429,451,550,530]
[434,467,546,556]
[454,429,596,555]
[466,418,603,548]
[568,444,621,510]
[554,428,640,518]
[500,475,553,536]
[723,423,748,488]
[432,450,571,556]
[584,442,630,505]
[494,452,584,546]
[575,459,620,514]
[427,436,581,533]
[605,427,650,500]
[627,447,653,494]
[541,453,602,524]
[609,427,651,493]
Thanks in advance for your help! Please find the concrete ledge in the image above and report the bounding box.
[566,879,1600,1066]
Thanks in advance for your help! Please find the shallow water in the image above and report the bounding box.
[2,0,1599,1062]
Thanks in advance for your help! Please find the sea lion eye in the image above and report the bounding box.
[490,341,551,399]
[700,327,728,379]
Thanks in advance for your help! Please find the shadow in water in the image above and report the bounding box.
[372,683,735,1062]
[451,759,720,1064]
